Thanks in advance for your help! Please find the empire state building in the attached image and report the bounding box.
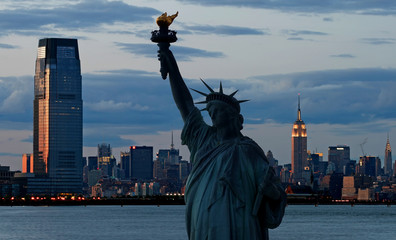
[291,95,307,182]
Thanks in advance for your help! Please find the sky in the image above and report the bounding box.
[1,0,396,171]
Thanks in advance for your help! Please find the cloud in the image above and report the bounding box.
[176,0,396,15]
[283,29,328,41]
[0,76,33,116]
[114,42,225,61]
[2,67,396,156]
[0,0,161,36]
[182,24,269,36]
[283,30,328,36]
[323,17,333,22]
[0,43,18,49]
[85,100,149,112]
[287,37,305,41]
[0,152,21,157]
[330,54,355,58]
[238,68,396,125]
[361,38,396,45]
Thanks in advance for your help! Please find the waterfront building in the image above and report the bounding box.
[384,135,393,176]
[120,151,130,179]
[357,156,377,177]
[280,164,292,183]
[87,156,98,171]
[328,145,350,174]
[98,143,111,158]
[266,150,278,168]
[341,176,357,200]
[179,160,190,182]
[153,159,164,179]
[344,160,356,176]
[33,38,83,194]
[291,95,307,182]
[130,146,153,180]
[375,157,382,177]
[22,153,33,173]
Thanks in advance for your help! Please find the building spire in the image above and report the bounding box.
[386,132,391,151]
[171,131,174,149]
[297,93,301,121]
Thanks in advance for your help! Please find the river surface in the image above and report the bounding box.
[0,204,394,239]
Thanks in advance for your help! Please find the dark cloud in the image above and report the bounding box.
[0,0,160,36]
[176,0,396,15]
[284,30,328,36]
[2,67,396,148]
[242,68,396,126]
[287,37,305,41]
[0,43,18,49]
[323,17,333,22]
[114,43,225,61]
[361,38,396,45]
[0,152,21,157]
[330,54,355,58]
[0,76,33,122]
[182,24,269,36]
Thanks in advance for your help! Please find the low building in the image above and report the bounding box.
[342,176,357,200]
[357,188,374,201]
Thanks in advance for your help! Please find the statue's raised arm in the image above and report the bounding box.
[157,43,194,121]
[151,12,194,121]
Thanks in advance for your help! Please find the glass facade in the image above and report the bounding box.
[33,38,83,194]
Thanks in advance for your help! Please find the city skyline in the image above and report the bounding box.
[1,0,396,170]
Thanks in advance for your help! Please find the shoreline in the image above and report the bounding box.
[1,197,394,206]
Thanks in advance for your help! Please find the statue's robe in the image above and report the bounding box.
[182,108,286,240]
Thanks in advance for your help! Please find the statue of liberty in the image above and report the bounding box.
[152,12,286,240]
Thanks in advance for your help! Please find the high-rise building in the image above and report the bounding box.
[97,143,115,176]
[120,151,131,179]
[357,156,377,177]
[384,135,392,176]
[130,146,153,180]
[87,156,98,171]
[291,94,307,182]
[33,38,83,194]
[22,153,33,173]
[98,143,111,158]
[328,145,350,174]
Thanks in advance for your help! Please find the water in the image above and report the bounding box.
[0,204,394,240]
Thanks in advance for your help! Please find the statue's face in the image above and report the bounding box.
[207,101,237,128]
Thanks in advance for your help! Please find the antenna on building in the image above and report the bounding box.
[171,131,174,149]
[297,93,301,121]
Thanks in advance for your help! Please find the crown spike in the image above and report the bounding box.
[190,88,208,96]
[238,100,249,103]
[195,100,208,104]
[229,90,239,98]
[219,82,223,94]
[200,78,215,93]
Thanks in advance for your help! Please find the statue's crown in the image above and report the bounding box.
[191,79,249,113]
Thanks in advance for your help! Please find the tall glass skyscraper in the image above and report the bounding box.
[33,38,83,194]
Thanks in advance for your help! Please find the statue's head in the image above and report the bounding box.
[191,79,248,130]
